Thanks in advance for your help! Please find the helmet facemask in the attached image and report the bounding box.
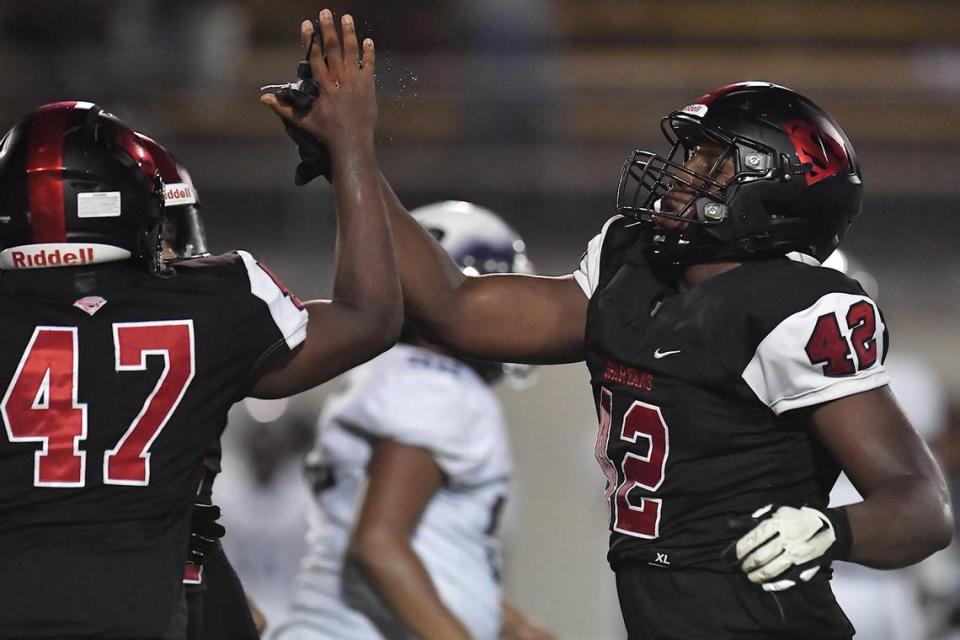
[617,115,787,265]
[161,204,210,262]
[132,133,210,265]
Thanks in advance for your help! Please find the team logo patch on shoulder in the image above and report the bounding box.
[73,295,107,316]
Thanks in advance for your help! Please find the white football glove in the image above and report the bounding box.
[732,504,851,592]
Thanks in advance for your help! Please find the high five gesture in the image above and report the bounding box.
[253,9,401,398]
[262,10,377,151]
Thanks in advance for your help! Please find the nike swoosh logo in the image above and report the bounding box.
[653,349,682,359]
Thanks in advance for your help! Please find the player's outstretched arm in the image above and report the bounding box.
[348,441,471,640]
[379,176,587,365]
[254,11,402,398]
[813,386,953,567]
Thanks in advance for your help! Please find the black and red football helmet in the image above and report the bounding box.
[616,82,863,264]
[0,102,165,271]
[135,133,210,261]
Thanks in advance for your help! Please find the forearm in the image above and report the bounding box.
[378,171,586,363]
[809,388,955,569]
[350,537,470,640]
[378,171,467,320]
[329,142,402,335]
[843,474,953,569]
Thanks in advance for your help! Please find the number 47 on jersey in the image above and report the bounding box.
[2,322,195,488]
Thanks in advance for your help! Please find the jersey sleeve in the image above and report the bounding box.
[337,364,497,484]
[236,250,308,352]
[741,292,889,415]
[572,215,622,299]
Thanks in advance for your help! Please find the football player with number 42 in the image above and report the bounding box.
[284,66,952,637]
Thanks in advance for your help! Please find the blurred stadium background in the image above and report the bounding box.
[2,1,959,638]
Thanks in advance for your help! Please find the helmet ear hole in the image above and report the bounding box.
[760,201,796,220]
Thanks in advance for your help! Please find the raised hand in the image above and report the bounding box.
[261,9,376,152]
[250,9,401,399]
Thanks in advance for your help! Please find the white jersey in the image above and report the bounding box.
[274,344,511,640]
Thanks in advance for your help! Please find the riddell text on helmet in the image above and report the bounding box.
[164,183,195,206]
[0,243,134,270]
[10,247,95,268]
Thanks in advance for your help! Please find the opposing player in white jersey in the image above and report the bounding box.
[273,202,550,640]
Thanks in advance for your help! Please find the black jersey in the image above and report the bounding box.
[575,217,889,572]
[0,251,307,639]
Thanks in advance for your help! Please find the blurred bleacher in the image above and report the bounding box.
[1,0,958,195]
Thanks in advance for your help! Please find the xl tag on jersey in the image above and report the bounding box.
[73,296,107,316]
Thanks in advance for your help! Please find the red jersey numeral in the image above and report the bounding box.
[105,322,196,485]
[596,388,670,539]
[805,301,879,377]
[1,328,88,487]
[846,300,877,370]
[614,401,669,539]
[1,322,195,488]
[805,313,855,376]
[596,388,618,501]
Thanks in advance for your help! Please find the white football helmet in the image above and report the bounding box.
[411,200,532,276]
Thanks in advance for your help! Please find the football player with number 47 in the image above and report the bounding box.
[304,73,952,637]
[0,11,400,640]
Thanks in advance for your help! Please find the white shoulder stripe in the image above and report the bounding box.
[742,292,888,415]
[573,215,623,299]
[237,250,308,350]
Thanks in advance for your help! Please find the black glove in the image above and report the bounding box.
[281,118,332,186]
[188,503,226,566]
[724,504,852,592]
[260,19,332,185]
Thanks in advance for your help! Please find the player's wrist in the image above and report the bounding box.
[824,506,852,561]
[326,129,375,156]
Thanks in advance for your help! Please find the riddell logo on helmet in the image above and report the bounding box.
[164,182,196,206]
[0,243,133,270]
[0,242,131,269]
[681,104,709,118]
[10,247,96,268]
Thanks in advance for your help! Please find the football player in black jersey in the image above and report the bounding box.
[0,11,400,640]
[302,73,953,638]
[134,132,264,640]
